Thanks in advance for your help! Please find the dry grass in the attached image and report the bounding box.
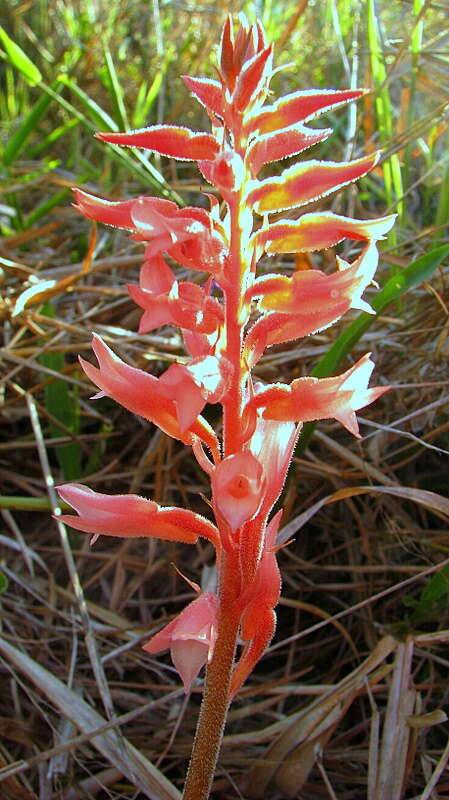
[1,1,449,798]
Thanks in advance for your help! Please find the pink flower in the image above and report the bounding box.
[56,483,219,546]
[79,335,219,459]
[252,353,389,437]
[144,592,219,692]
[244,242,380,364]
[211,450,266,532]
[198,150,245,193]
[128,253,224,335]
[159,355,232,432]
[73,189,227,273]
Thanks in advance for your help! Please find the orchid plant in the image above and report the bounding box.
[56,15,394,799]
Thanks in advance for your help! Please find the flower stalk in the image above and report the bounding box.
[57,13,395,798]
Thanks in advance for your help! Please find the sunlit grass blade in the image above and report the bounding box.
[296,243,449,455]
[3,80,61,166]
[0,25,42,85]
[367,0,404,229]
[23,188,71,229]
[27,117,80,158]
[58,74,119,132]
[102,43,129,130]
[47,77,182,201]
[435,133,449,242]
[132,45,175,128]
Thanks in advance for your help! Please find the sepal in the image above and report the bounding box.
[247,153,379,214]
[245,87,367,135]
[96,124,220,161]
[56,484,219,545]
[256,211,396,254]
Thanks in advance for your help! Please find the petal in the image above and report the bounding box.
[130,197,207,240]
[212,451,266,532]
[128,287,173,332]
[171,640,209,691]
[257,211,396,254]
[249,419,299,510]
[247,153,379,213]
[96,125,220,161]
[140,253,175,293]
[160,355,232,431]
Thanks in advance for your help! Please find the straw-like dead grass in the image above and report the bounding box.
[1,1,449,797]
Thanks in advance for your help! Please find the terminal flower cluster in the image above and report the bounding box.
[57,15,393,699]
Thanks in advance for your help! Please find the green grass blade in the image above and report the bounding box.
[296,243,449,455]
[367,0,404,226]
[44,78,181,201]
[27,117,80,158]
[102,44,129,130]
[435,132,449,240]
[132,44,175,128]
[3,81,61,166]
[38,302,81,480]
[58,74,119,132]
[0,25,42,85]
[23,188,71,228]
[0,570,8,594]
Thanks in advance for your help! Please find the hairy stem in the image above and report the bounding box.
[182,556,240,800]
[183,176,251,798]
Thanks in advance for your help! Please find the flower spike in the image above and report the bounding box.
[64,17,395,781]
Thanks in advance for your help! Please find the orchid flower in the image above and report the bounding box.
[143,592,219,692]
[58,14,394,800]
[128,254,224,335]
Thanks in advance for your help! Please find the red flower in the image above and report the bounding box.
[80,335,219,459]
